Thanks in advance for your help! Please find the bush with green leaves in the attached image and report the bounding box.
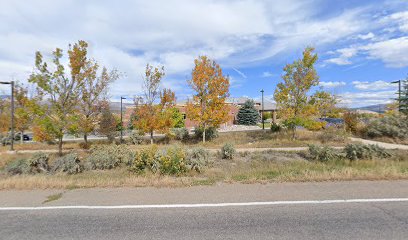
[221,143,236,159]
[129,145,159,173]
[344,143,391,161]
[52,153,83,174]
[186,147,211,172]
[366,115,408,139]
[5,158,31,175]
[86,144,135,170]
[172,128,189,141]
[194,127,218,141]
[270,123,281,133]
[129,130,144,145]
[308,144,340,162]
[157,145,187,175]
[129,145,187,175]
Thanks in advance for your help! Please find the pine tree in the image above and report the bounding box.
[401,77,408,115]
[236,100,260,125]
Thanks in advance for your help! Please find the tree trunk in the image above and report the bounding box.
[84,133,88,145]
[150,131,154,144]
[20,131,24,144]
[202,124,206,143]
[58,136,63,156]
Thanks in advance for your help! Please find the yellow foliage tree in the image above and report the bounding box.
[186,56,230,142]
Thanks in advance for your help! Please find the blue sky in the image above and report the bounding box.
[0,0,407,107]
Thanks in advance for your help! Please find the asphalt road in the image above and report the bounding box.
[1,202,408,240]
[1,181,408,239]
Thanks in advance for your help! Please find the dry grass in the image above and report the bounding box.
[1,149,407,190]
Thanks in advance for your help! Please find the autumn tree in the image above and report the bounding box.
[0,97,10,135]
[13,83,39,144]
[274,47,319,138]
[72,41,119,145]
[309,90,339,118]
[29,41,87,155]
[133,64,176,144]
[186,56,230,142]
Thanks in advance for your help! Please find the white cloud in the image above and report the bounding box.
[261,71,277,78]
[324,47,358,65]
[357,32,375,40]
[319,81,346,88]
[381,11,408,33]
[338,90,395,107]
[352,80,394,91]
[361,37,408,67]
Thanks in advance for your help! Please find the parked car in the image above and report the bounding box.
[14,133,31,141]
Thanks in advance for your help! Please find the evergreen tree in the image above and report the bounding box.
[401,77,408,115]
[237,100,260,125]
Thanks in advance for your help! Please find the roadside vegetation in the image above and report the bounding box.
[1,143,407,189]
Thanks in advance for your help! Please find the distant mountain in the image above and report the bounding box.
[109,101,134,113]
[351,104,387,113]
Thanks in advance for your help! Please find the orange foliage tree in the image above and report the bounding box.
[133,64,176,144]
[186,56,230,142]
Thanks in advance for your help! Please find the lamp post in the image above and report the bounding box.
[260,89,264,130]
[120,96,126,143]
[0,81,14,151]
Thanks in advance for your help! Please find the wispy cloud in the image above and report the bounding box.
[232,67,247,78]
[320,81,347,88]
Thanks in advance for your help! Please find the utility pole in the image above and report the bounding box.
[120,96,126,143]
[0,81,14,151]
[260,89,264,130]
[391,80,402,112]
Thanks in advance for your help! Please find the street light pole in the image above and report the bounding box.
[0,81,14,151]
[260,89,264,130]
[120,96,126,143]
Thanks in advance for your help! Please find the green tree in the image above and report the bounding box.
[401,77,408,115]
[274,47,319,138]
[236,100,260,125]
[98,101,117,143]
[170,107,185,128]
[29,41,87,155]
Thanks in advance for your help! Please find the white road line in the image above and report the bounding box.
[1,198,408,211]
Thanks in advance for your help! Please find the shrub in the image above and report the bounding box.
[366,115,408,139]
[308,144,339,162]
[301,119,326,131]
[5,158,30,175]
[194,127,218,141]
[221,143,236,159]
[344,143,391,161]
[86,144,135,170]
[270,123,281,133]
[129,145,188,175]
[158,145,187,175]
[343,112,360,134]
[129,130,144,145]
[129,145,159,173]
[78,142,92,149]
[172,128,189,141]
[318,127,347,144]
[186,147,211,172]
[52,153,83,174]
[28,153,49,173]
